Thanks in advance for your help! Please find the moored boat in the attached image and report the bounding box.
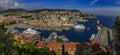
[74,24,86,29]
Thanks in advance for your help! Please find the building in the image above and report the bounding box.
[36,41,45,48]
[16,37,36,44]
[60,17,69,21]
[36,41,92,55]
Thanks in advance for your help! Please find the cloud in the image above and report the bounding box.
[0,0,9,8]
[0,0,24,9]
[90,0,98,5]
[0,0,42,10]
[82,7,120,17]
[10,2,23,8]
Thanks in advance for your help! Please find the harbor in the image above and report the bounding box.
[8,18,97,42]
[0,0,117,54]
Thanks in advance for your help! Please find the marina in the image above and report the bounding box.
[9,18,98,42]
[0,0,117,54]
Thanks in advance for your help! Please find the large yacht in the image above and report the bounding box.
[23,28,38,34]
[74,24,86,29]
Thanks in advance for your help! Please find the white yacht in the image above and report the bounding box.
[82,19,88,22]
[23,28,38,35]
[74,24,86,29]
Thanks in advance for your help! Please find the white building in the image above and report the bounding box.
[60,17,69,21]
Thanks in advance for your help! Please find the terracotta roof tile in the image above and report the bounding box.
[36,41,45,47]
[46,42,62,54]
[27,37,36,43]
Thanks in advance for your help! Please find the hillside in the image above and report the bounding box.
[0,8,95,18]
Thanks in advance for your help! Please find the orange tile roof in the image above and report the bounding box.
[36,41,92,54]
[64,42,78,52]
[46,42,62,54]
[16,37,36,44]
[46,42,79,54]
[26,37,36,44]
[36,41,45,47]
[65,42,77,48]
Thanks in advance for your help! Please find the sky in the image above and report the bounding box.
[0,0,120,17]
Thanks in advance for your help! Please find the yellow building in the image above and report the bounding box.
[13,34,23,40]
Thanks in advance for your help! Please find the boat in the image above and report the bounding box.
[52,32,57,35]
[82,19,88,22]
[23,28,38,34]
[87,27,90,30]
[89,34,96,41]
[74,24,86,29]
[48,32,58,39]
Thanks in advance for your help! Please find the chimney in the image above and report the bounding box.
[62,43,65,55]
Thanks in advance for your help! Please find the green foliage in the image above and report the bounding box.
[55,51,61,55]
[31,9,81,12]
[0,23,18,55]
[0,23,57,55]
[2,8,27,13]
[49,51,56,55]
[115,16,120,55]
[20,16,31,19]
[9,21,16,25]
[97,52,108,55]
[14,42,49,55]
[56,37,63,43]
[116,16,120,32]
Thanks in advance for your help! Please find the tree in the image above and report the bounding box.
[0,23,19,55]
[0,23,57,55]
[56,37,63,43]
[0,29,17,55]
[49,51,56,55]
[115,16,120,55]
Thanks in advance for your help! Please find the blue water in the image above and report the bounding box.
[96,15,116,29]
[37,18,98,42]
